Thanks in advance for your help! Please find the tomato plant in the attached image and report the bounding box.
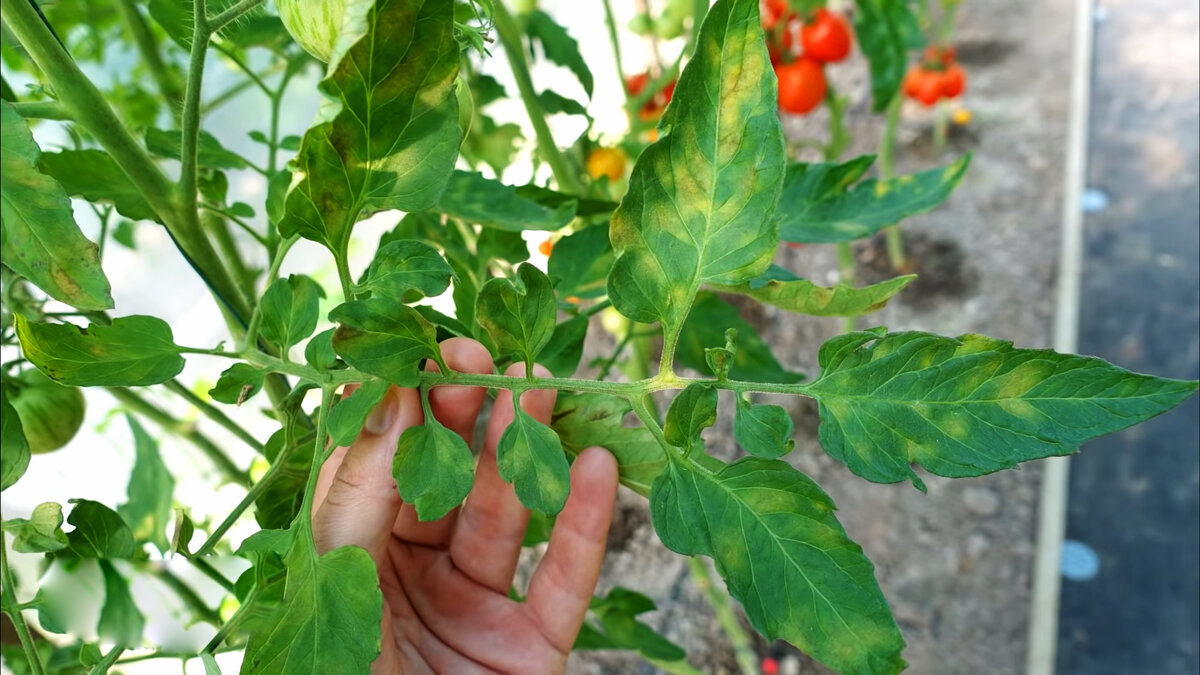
[0,0,1195,674]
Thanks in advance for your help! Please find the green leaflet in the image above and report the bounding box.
[714,268,916,317]
[663,384,718,454]
[0,383,29,491]
[476,264,557,368]
[280,0,460,253]
[241,537,382,675]
[254,431,312,531]
[1,103,113,310]
[608,0,785,332]
[15,314,185,387]
[144,128,248,169]
[538,315,589,378]
[359,240,455,302]
[852,0,923,111]
[574,587,687,663]
[209,363,267,405]
[734,396,795,459]
[97,559,144,647]
[778,155,970,244]
[437,170,577,232]
[393,417,475,521]
[327,379,391,447]
[62,499,135,559]
[117,417,174,553]
[259,275,325,352]
[37,150,158,222]
[678,293,803,384]
[497,403,571,515]
[552,394,666,497]
[548,224,612,299]
[304,328,340,372]
[3,502,68,553]
[525,10,594,97]
[807,330,1200,489]
[330,300,440,388]
[651,456,906,675]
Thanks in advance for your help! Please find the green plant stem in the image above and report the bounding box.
[295,388,334,542]
[114,0,183,112]
[2,0,251,325]
[933,98,949,151]
[187,556,236,593]
[492,1,585,195]
[180,0,211,225]
[106,387,252,488]
[194,431,311,556]
[202,210,259,300]
[0,531,46,675]
[8,100,71,120]
[87,645,125,674]
[201,205,269,247]
[879,95,907,270]
[204,585,259,653]
[208,0,265,32]
[148,564,221,625]
[688,557,758,675]
[163,380,263,453]
[600,0,626,87]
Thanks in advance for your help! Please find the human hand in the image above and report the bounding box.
[311,338,620,674]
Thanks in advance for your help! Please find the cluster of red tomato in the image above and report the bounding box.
[903,46,967,106]
[763,1,852,115]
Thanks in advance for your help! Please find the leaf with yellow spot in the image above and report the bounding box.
[805,330,1200,489]
[778,154,970,244]
[651,455,906,674]
[607,0,785,334]
[711,265,915,317]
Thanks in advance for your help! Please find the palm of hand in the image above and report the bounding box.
[310,339,619,674]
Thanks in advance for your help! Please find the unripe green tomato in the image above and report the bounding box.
[513,0,538,14]
[627,13,652,36]
[276,0,347,62]
[11,370,86,455]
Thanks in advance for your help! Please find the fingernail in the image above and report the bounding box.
[363,389,397,436]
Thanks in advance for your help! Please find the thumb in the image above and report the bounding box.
[312,386,422,563]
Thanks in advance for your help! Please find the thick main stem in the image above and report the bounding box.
[0,531,46,675]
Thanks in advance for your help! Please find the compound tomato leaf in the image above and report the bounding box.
[360,240,454,302]
[476,264,557,368]
[575,587,688,663]
[714,272,915,317]
[281,0,460,253]
[1,103,113,311]
[734,396,795,459]
[662,384,718,454]
[259,274,325,352]
[608,0,784,331]
[0,384,30,491]
[36,149,159,222]
[327,379,391,447]
[97,559,144,647]
[330,300,439,388]
[209,363,267,405]
[497,403,570,516]
[650,456,907,674]
[436,171,577,232]
[778,155,970,244]
[807,330,1200,488]
[677,294,803,384]
[392,418,475,521]
[242,537,382,675]
[14,314,185,387]
[117,416,174,553]
[853,0,923,111]
[552,394,666,497]
[62,499,135,559]
[2,502,68,553]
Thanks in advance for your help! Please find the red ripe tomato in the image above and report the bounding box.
[940,64,966,98]
[922,44,958,66]
[800,9,852,63]
[761,0,790,30]
[776,58,826,115]
[912,68,943,107]
[625,73,676,119]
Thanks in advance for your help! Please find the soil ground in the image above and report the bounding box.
[557,0,1076,672]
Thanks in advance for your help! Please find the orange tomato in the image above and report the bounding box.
[776,58,826,115]
[587,147,627,182]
